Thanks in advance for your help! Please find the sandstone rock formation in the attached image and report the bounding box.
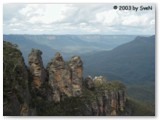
[28,49,46,89]
[47,53,71,102]
[47,53,83,102]
[69,56,83,96]
[85,76,126,116]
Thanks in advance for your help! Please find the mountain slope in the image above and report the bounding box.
[83,35,155,83]
[83,35,155,103]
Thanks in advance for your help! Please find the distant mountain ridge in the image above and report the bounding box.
[3,35,137,65]
[83,35,155,83]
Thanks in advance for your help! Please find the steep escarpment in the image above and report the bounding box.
[3,41,128,116]
[83,76,126,115]
[3,41,30,116]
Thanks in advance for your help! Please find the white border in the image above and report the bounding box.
[0,0,159,120]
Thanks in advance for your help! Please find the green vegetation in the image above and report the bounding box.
[3,41,29,115]
[32,96,89,116]
[83,78,126,99]
[94,79,126,92]
[126,98,155,116]
[127,83,155,103]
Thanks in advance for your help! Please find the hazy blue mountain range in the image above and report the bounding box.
[82,35,155,103]
[83,35,155,83]
[3,35,136,65]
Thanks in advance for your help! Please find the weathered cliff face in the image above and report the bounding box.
[28,49,46,89]
[84,76,126,116]
[47,53,83,102]
[3,41,30,116]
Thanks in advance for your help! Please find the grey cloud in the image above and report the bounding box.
[60,4,109,24]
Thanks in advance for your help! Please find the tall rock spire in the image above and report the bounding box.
[28,49,46,89]
[69,56,83,96]
[47,52,72,102]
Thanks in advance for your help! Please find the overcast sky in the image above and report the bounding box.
[3,4,155,35]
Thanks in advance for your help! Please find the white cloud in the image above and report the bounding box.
[121,14,153,27]
[95,10,120,26]
[9,23,23,27]
[10,18,18,22]
[18,4,67,24]
[3,3,155,35]
[150,19,155,25]
[11,28,20,31]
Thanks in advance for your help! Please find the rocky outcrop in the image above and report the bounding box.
[28,51,126,116]
[85,76,126,116]
[28,49,46,89]
[93,76,106,84]
[84,76,95,90]
[47,53,83,102]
